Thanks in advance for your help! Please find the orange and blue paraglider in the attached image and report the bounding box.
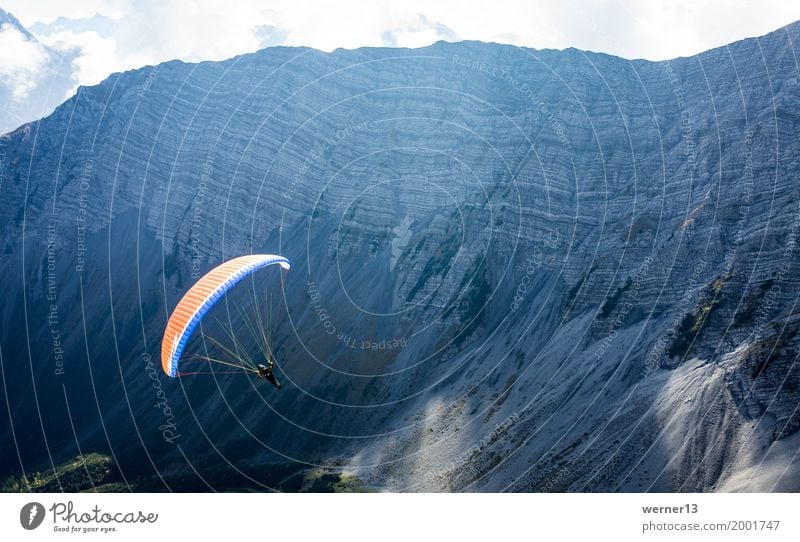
[161,254,290,378]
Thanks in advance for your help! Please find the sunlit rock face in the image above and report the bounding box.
[1,21,799,492]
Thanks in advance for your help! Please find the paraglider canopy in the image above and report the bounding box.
[161,254,290,377]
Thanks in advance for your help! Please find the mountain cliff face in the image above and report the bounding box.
[1,21,800,491]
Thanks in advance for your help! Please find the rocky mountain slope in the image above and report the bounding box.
[1,21,799,491]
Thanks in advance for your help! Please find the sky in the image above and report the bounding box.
[1,0,800,102]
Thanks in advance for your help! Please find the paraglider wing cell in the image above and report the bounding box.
[160,254,290,377]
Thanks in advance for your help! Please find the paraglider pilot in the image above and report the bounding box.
[257,360,281,389]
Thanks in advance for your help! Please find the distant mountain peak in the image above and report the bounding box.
[0,7,78,134]
[28,12,119,39]
[0,6,36,40]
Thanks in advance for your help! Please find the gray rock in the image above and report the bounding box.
[1,21,799,492]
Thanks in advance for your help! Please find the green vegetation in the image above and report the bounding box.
[0,452,375,493]
[667,276,727,359]
[1,453,120,493]
[294,469,372,493]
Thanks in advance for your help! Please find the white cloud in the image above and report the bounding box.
[2,0,800,95]
[0,23,50,100]
[2,0,127,26]
[39,30,121,88]
[129,0,279,62]
[538,0,800,60]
